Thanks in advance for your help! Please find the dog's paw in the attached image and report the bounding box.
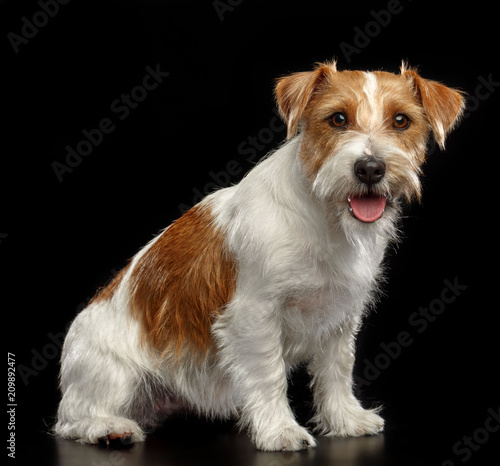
[256,425,317,451]
[340,409,384,437]
[98,432,134,449]
[56,416,145,445]
[316,407,384,437]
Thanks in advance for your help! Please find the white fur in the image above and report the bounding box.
[208,140,389,450]
[54,67,442,451]
[362,72,381,128]
[54,135,391,450]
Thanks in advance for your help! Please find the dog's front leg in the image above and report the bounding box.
[309,314,385,437]
[213,296,316,451]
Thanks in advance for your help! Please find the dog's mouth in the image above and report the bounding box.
[347,193,387,223]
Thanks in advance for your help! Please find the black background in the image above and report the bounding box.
[2,0,499,465]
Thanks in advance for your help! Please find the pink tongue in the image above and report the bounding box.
[349,194,386,223]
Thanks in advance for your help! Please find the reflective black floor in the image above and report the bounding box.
[24,429,399,466]
[21,415,498,466]
[52,433,390,466]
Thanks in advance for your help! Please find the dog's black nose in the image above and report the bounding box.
[354,158,386,185]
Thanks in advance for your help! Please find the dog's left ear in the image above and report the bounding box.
[402,66,465,149]
[275,61,335,139]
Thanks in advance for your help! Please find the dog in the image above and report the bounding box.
[54,60,464,451]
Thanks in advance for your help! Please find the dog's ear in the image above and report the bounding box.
[402,67,465,149]
[275,61,336,139]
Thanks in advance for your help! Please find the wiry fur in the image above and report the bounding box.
[54,61,464,451]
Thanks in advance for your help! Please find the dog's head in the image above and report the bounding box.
[275,61,464,229]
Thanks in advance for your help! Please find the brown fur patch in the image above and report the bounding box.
[90,264,130,305]
[300,70,367,179]
[402,69,465,148]
[275,62,464,184]
[129,203,237,358]
[275,62,337,140]
[299,70,430,180]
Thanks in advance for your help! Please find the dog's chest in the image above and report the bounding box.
[284,256,375,318]
[280,238,385,358]
[290,233,383,304]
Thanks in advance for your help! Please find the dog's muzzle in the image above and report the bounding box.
[348,158,387,223]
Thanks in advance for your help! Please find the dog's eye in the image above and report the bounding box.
[330,112,348,128]
[393,114,410,129]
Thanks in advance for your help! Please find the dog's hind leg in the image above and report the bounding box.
[54,300,151,445]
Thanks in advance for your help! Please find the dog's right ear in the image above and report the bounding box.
[275,61,336,139]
